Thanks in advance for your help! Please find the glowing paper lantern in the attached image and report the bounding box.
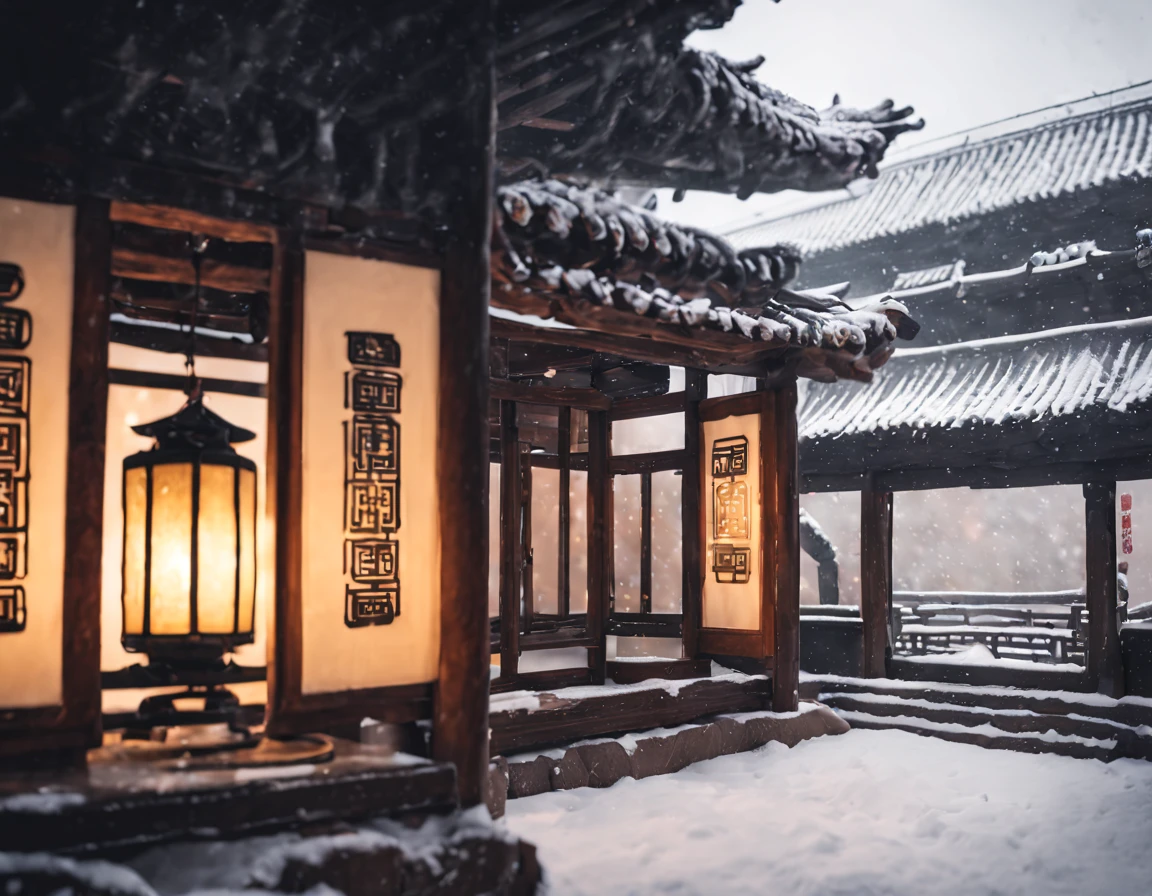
[121,396,257,666]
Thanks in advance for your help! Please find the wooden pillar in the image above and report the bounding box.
[681,369,706,659]
[265,236,305,735]
[586,408,610,684]
[432,0,496,808]
[860,486,893,679]
[1084,481,1124,697]
[771,381,800,712]
[62,196,113,756]
[498,401,521,682]
[557,407,571,617]
[520,452,534,630]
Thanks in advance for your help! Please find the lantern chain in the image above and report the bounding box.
[186,233,209,400]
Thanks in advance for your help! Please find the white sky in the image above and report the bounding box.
[657,0,1152,232]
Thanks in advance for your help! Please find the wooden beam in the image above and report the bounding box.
[489,377,611,409]
[498,402,522,682]
[611,391,686,421]
[60,196,112,761]
[771,381,800,712]
[109,319,267,362]
[107,368,266,399]
[681,369,707,659]
[489,676,770,755]
[1084,481,1124,697]
[608,449,687,475]
[860,486,893,678]
[491,667,592,695]
[433,0,496,809]
[110,200,277,244]
[804,454,1152,494]
[111,247,270,293]
[488,316,772,376]
[700,391,763,421]
[586,409,610,684]
[607,614,683,639]
[607,657,711,684]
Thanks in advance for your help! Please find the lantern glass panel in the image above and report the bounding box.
[238,466,257,634]
[197,464,239,634]
[149,463,194,635]
[122,465,148,635]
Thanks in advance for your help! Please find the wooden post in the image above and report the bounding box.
[265,236,305,735]
[432,0,496,809]
[520,451,534,631]
[498,401,521,682]
[680,369,706,659]
[640,471,653,614]
[557,406,571,617]
[1084,481,1124,697]
[586,408,610,684]
[860,485,893,678]
[62,196,112,757]
[771,382,800,712]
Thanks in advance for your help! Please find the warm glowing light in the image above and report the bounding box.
[120,397,258,663]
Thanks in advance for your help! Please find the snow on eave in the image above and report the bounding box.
[892,313,1152,358]
[488,304,577,330]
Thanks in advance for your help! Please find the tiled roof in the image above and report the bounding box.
[800,316,1152,444]
[728,96,1152,256]
[492,180,919,381]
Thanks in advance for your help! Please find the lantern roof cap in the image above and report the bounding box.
[133,394,256,451]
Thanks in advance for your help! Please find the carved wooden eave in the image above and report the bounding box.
[498,48,924,198]
[492,181,920,381]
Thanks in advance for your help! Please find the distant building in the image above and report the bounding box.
[741,93,1152,696]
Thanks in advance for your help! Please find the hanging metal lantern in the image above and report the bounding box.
[120,394,258,668]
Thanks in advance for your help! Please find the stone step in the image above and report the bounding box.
[822,692,1152,759]
[803,674,1152,728]
[836,710,1120,762]
[503,703,847,799]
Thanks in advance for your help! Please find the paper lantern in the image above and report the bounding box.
[121,395,257,666]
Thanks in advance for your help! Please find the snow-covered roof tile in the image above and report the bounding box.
[799,316,1152,481]
[727,96,1152,256]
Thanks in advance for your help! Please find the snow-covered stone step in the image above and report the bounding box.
[837,710,1120,762]
[502,702,847,799]
[822,692,1152,759]
[803,672,1152,728]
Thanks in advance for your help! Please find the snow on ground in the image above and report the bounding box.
[503,728,1152,896]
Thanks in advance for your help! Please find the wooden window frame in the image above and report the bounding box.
[490,388,609,691]
[607,390,691,641]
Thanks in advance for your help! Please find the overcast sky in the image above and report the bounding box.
[657,0,1152,232]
